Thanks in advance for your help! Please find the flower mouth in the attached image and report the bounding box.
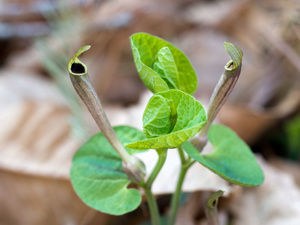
[226,61,234,70]
[68,45,91,76]
[71,62,86,74]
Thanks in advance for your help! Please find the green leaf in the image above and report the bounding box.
[121,126,148,154]
[153,47,179,89]
[126,90,207,150]
[131,43,169,93]
[130,33,197,94]
[70,126,147,215]
[183,125,264,187]
[143,95,172,138]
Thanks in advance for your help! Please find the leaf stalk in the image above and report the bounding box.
[146,149,168,189]
[168,158,195,225]
[143,187,161,225]
[143,149,168,225]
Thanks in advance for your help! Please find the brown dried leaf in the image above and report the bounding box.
[229,158,300,225]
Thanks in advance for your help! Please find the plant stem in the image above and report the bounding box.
[143,187,161,225]
[177,145,186,164]
[168,42,243,224]
[146,149,168,188]
[168,160,195,225]
[142,149,168,225]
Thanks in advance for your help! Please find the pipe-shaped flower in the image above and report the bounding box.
[206,42,243,124]
[192,42,243,149]
[68,46,146,183]
[68,45,90,75]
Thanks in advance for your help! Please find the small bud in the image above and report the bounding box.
[205,190,224,225]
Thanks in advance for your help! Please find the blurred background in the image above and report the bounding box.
[0,0,300,224]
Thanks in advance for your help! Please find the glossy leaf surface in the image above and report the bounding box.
[126,90,207,150]
[70,126,147,215]
[183,124,264,187]
[130,33,197,94]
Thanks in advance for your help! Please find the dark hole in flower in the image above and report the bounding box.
[71,63,85,74]
[228,61,234,69]
[212,199,217,208]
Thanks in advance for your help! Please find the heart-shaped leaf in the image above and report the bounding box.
[183,124,264,187]
[126,90,207,150]
[70,126,148,215]
[130,33,197,94]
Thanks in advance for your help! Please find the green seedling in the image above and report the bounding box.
[68,33,264,225]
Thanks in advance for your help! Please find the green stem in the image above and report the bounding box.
[177,145,186,164]
[143,149,167,225]
[143,187,161,225]
[168,160,195,225]
[146,149,167,188]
